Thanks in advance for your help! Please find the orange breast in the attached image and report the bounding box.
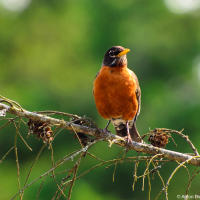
[93,65,138,121]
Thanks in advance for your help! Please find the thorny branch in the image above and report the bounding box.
[0,101,200,166]
[0,97,200,200]
[10,139,101,200]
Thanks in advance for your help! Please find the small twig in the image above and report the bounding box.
[11,139,100,200]
[52,126,65,140]
[0,120,13,130]
[165,155,200,200]
[142,154,163,191]
[70,124,84,148]
[0,95,23,111]
[36,179,46,200]
[172,129,199,156]
[153,161,166,200]
[36,110,81,119]
[14,121,32,151]
[0,146,15,164]
[147,170,151,200]
[49,144,67,199]
[23,144,46,188]
[0,99,14,108]
[175,160,191,184]
[112,161,118,183]
[132,161,139,191]
[56,156,170,178]
[185,169,200,195]
[63,156,157,187]
[67,154,83,200]
[14,133,22,200]
[87,152,105,162]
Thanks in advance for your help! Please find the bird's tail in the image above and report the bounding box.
[111,119,142,142]
[129,122,142,142]
[112,119,127,137]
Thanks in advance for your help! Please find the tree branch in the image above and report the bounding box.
[0,102,200,166]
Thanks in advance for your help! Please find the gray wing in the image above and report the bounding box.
[128,69,141,122]
[134,86,141,122]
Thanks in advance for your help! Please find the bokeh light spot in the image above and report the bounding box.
[164,0,200,14]
[0,0,31,12]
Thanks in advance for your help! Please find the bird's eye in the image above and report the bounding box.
[109,50,115,57]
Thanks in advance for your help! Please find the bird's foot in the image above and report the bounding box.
[133,136,143,143]
[102,127,109,134]
[124,135,133,145]
[108,136,126,147]
[102,120,111,134]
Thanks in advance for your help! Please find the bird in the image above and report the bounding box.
[93,46,142,143]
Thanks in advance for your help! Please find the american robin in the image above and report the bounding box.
[93,46,142,143]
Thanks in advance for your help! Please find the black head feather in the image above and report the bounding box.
[103,46,129,67]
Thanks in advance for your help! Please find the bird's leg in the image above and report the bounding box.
[126,121,133,144]
[103,120,111,133]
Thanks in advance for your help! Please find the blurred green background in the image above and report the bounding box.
[0,0,200,199]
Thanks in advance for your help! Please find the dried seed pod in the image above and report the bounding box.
[27,119,53,143]
[148,130,169,148]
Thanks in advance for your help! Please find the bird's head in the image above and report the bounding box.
[103,46,130,67]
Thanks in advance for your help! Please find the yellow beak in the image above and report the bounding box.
[117,48,130,57]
